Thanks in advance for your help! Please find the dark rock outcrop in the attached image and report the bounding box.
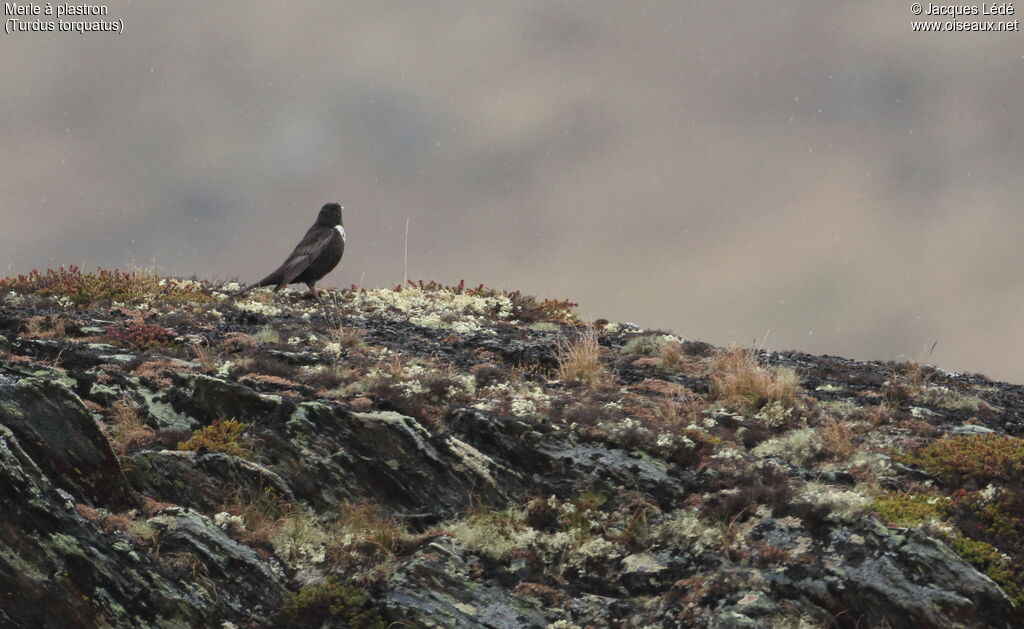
[1,279,1022,627]
[0,374,132,507]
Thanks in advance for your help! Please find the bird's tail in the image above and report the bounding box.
[231,282,263,299]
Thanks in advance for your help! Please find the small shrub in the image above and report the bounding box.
[278,576,386,629]
[230,352,300,380]
[556,327,607,385]
[911,434,1024,486]
[701,465,793,522]
[870,492,949,527]
[177,419,251,458]
[949,536,1024,606]
[105,322,177,351]
[860,404,894,426]
[708,349,799,415]
[218,332,258,354]
[0,266,208,306]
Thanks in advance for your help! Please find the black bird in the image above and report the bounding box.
[235,203,346,300]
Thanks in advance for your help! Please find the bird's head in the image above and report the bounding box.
[316,203,344,227]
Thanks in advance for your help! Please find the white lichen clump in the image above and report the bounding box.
[752,427,821,466]
[213,512,246,535]
[799,482,870,522]
[651,509,723,553]
[235,300,283,317]
[343,287,514,334]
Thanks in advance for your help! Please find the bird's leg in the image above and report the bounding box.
[306,282,320,301]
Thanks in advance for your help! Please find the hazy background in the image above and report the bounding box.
[2,2,1023,382]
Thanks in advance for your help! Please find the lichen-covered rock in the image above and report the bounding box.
[0,374,132,507]
[735,518,1017,629]
[0,424,279,628]
[126,450,294,512]
[2,278,1023,628]
[384,536,550,628]
[148,510,288,619]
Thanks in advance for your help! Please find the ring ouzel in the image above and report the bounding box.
[235,203,346,300]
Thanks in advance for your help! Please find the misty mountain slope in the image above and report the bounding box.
[1,268,1022,628]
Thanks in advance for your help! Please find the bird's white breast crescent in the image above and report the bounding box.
[335,225,346,244]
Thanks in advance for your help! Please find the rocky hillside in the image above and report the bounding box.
[1,267,1023,628]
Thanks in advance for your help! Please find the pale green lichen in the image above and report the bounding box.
[752,427,821,466]
[252,327,281,344]
[646,509,723,553]
[235,300,283,318]
[47,533,88,559]
[214,512,247,535]
[820,399,859,419]
[446,435,504,486]
[342,287,514,335]
[620,334,683,356]
[915,385,996,413]
[270,510,328,570]
[0,548,46,581]
[447,509,532,560]
[569,537,624,570]
[799,482,870,522]
[752,401,794,428]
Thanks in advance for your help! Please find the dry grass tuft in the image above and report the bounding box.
[140,495,176,516]
[327,500,410,563]
[898,361,937,388]
[22,315,66,339]
[333,325,365,350]
[819,419,855,461]
[556,327,608,385]
[218,332,258,354]
[654,393,706,427]
[708,348,800,415]
[658,340,699,373]
[187,337,218,371]
[860,403,894,426]
[108,399,156,455]
[221,486,295,548]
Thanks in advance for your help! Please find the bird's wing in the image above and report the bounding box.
[257,225,337,288]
